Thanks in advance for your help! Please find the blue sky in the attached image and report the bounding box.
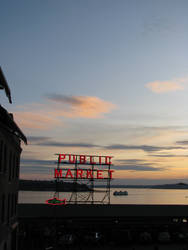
[1,0,188,184]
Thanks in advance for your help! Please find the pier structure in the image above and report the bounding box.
[18,204,188,249]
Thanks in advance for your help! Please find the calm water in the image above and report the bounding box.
[18,188,188,205]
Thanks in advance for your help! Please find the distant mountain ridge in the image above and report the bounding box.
[97,182,188,189]
[19,180,188,191]
[19,179,91,191]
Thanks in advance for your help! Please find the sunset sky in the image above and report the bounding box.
[1,0,188,184]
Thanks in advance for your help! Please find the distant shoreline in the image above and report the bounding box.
[97,182,188,190]
[19,179,91,192]
[19,180,188,191]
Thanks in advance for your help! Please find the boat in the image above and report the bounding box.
[113,190,128,196]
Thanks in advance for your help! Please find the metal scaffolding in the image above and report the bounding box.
[54,154,113,205]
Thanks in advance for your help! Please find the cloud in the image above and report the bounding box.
[27,136,51,143]
[142,16,173,36]
[21,157,164,173]
[28,137,98,148]
[35,141,99,148]
[20,158,55,178]
[150,154,188,158]
[20,165,52,174]
[112,160,164,171]
[176,140,188,145]
[112,158,165,172]
[14,111,61,130]
[29,138,185,153]
[145,78,188,93]
[21,158,55,166]
[113,165,164,171]
[13,95,116,130]
[47,94,116,119]
[20,159,56,177]
[115,159,146,164]
[104,144,184,152]
[46,94,82,105]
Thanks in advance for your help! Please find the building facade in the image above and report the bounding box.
[0,68,26,250]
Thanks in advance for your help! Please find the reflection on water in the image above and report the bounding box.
[18,188,188,205]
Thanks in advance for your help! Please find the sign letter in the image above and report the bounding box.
[58,154,66,164]
[54,169,62,178]
[65,169,73,178]
[80,155,86,164]
[108,170,114,179]
[105,156,112,165]
[69,154,76,164]
[90,156,96,165]
[76,169,83,178]
[97,170,103,179]
[87,170,93,179]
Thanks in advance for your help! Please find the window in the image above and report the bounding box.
[3,144,7,173]
[7,194,11,223]
[0,195,1,221]
[0,140,3,172]
[12,154,16,179]
[183,218,187,223]
[3,242,7,250]
[11,194,14,218]
[16,157,20,178]
[1,194,5,223]
[173,218,179,223]
[14,193,17,216]
[9,151,12,181]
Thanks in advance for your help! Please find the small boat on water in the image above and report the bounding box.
[113,190,128,196]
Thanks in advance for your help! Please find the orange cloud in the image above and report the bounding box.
[52,96,116,118]
[14,112,61,130]
[145,78,187,93]
[13,95,116,130]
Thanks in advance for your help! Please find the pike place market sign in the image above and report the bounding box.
[54,154,114,179]
[46,153,114,205]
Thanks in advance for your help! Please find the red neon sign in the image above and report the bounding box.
[54,168,114,179]
[46,197,66,205]
[46,153,114,205]
[58,154,112,165]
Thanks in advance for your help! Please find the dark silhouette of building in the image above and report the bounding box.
[0,67,12,104]
[0,67,27,250]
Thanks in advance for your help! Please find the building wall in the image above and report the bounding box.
[0,124,22,250]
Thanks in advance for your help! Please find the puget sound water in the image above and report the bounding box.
[18,188,188,205]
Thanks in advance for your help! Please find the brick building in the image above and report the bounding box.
[0,67,27,250]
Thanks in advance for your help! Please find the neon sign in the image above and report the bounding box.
[55,154,114,179]
[46,153,114,205]
[46,197,66,205]
[54,168,114,179]
[58,154,112,165]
